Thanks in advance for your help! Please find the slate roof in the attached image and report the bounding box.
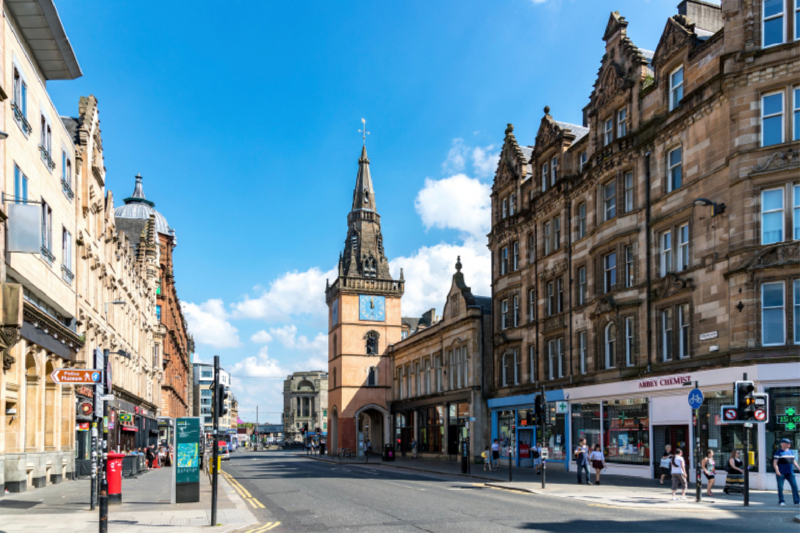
[556,121,590,142]
[472,296,492,314]
[114,174,173,237]
[60,116,79,144]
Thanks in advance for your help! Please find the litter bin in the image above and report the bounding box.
[107,452,126,504]
[383,444,395,462]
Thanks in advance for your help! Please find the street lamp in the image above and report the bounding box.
[693,198,725,216]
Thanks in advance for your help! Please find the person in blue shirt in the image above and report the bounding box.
[773,438,800,507]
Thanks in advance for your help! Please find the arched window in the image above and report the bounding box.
[605,323,617,369]
[367,366,377,387]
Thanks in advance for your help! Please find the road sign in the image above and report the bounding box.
[754,409,766,422]
[688,388,704,409]
[51,369,102,384]
[723,408,737,421]
[540,448,549,459]
[98,394,115,401]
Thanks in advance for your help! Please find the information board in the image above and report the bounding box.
[175,417,200,485]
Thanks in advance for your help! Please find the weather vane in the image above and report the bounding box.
[359,118,370,146]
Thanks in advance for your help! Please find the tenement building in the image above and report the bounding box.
[487,1,798,490]
[326,145,404,456]
[283,371,328,443]
[389,258,492,460]
[1,1,83,493]
[67,96,163,459]
[115,175,193,419]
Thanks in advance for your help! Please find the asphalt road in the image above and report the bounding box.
[224,450,797,533]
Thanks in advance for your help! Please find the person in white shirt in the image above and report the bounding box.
[491,439,500,470]
[670,448,688,500]
[589,444,605,485]
[533,441,543,475]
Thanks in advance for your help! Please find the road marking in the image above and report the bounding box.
[587,503,794,513]
[222,471,265,509]
[244,522,281,533]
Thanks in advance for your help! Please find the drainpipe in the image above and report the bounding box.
[566,187,574,381]
[644,152,653,372]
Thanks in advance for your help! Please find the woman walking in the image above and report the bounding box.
[670,448,688,501]
[701,449,717,496]
[723,450,745,495]
[660,444,673,485]
[589,444,605,485]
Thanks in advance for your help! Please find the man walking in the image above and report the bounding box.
[574,438,591,484]
[411,437,418,459]
[773,438,800,507]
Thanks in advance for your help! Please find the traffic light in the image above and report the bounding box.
[534,394,544,425]
[732,381,770,423]
[217,384,229,418]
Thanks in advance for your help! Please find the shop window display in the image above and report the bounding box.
[603,398,649,465]
[517,409,535,459]
[418,406,444,453]
[498,410,515,458]
[572,403,601,452]
[766,387,800,473]
[543,402,567,461]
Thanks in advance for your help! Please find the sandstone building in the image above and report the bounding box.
[487,0,798,490]
[389,258,492,460]
[326,146,404,456]
[283,371,328,443]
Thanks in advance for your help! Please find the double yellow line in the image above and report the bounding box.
[220,471,266,509]
[244,522,281,532]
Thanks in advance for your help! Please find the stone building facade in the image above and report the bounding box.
[67,96,162,458]
[1,0,83,493]
[487,0,798,489]
[326,145,404,456]
[389,259,492,460]
[115,176,193,419]
[283,371,328,443]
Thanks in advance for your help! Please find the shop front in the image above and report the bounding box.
[74,386,95,477]
[488,390,568,469]
[563,362,796,489]
[107,398,159,453]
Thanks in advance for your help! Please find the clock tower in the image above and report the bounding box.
[325,145,404,456]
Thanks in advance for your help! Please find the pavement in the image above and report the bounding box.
[219,449,799,532]
[0,461,258,532]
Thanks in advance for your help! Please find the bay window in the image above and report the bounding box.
[501,299,509,330]
[604,252,617,293]
[501,246,509,275]
[761,188,784,244]
[668,147,682,192]
[762,91,784,146]
[762,281,785,346]
[762,0,785,48]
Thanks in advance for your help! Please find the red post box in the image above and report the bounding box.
[107,452,126,504]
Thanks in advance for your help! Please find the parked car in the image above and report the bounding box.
[218,442,230,461]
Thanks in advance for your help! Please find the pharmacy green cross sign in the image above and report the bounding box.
[777,407,799,431]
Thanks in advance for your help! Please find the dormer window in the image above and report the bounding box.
[617,108,627,137]
[604,117,613,146]
[762,0,785,47]
[669,66,684,111]
[579,151,587,171]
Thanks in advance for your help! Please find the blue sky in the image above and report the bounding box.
[48,0,690,421]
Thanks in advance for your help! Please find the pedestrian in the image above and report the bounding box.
[532,441,542,475]
[366,439,372,456]
[491,439,500,470]
[659,443,673,485]
[723,450,745,495]
[411,437,418,459]
[574,438,591,485]
[482,446,491,471]
[145,445,154,469]
[670,448,688,501]
[701,449,717,497]
[589,444,605,485]
[773,438,800,507]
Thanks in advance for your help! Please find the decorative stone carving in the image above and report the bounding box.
[748,149,800,176]
[653,272,695,299]
[744,242,800,271]
[1,325,21,372]
[590,296,617,318]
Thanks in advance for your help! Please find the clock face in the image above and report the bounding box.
[359,295,385,322]
[331,299,339,326]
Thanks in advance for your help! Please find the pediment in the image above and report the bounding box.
[654,272,695,300]
[744,242,800,272]
[590,296,616,318]
[593,63,627,110]
[652,16,693,69]
[498,124,528,181]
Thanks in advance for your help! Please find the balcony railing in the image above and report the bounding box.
[39,144,56,171]
[11,101,32,136]
[61,264,74,285]
[62,178,75,200]
[40,245,55,265]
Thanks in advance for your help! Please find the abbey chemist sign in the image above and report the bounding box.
[638,375,692,389]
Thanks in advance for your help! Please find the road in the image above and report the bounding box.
[223,450,797,532]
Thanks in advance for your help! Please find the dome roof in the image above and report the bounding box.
[114,174,173,236]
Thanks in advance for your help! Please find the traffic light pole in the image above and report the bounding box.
[742,373,749,507]
[694,380,701,503]
[99,349,110,533]
[211,356,220,526]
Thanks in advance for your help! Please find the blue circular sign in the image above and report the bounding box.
[688,388,704,409]
[91,372,100,382]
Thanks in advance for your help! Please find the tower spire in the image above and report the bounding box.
[351,144,376,212]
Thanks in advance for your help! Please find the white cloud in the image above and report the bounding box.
[231,267,336,322]
[390,236,490,318]
[270,325,327,357]
[471,145,499,178]
[250,330,273,344]
[182,299,241,348]
[414,174,492,239]
[229,346,285,378]
[441,138,468,174]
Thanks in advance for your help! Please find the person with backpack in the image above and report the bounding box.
[670,448,688,500]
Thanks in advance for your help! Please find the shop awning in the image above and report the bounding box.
[121,424,138,432]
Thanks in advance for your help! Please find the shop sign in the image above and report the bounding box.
[78,402,94,417]
[77,386,94,398]
[778,407,799,431]
[119,413,133,424]
[638,374,692,389]
[556,401,568,414]
[78,422,90,431]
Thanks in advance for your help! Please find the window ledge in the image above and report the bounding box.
[40,246,55,265]
[39,145,56,172]
[12,101,31,137]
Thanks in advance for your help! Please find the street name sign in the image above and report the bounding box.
[51,369,102,384]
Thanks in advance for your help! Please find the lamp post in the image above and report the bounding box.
[683,380,702,503]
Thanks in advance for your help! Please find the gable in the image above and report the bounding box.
[652,16,693,70]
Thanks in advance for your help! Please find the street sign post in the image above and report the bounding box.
[51,369,102,384]
[688,388,704,409]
